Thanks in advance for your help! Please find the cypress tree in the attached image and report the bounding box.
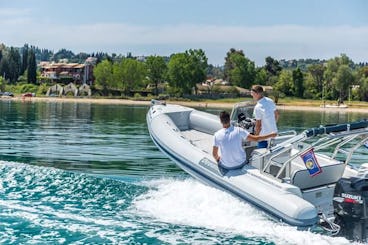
[27,49,37,84]
[21,44,29,75]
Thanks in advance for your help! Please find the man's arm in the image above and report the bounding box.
[274,110,279,122]
[255,120,261,135]
[212,146,220,163]
[247,132,277,142]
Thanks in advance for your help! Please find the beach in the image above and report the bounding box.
[4,96,368,113]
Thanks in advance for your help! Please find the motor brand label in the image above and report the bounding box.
[341,193,363,204]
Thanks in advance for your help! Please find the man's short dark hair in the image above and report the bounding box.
[219,111,230,124]
[251,85,264,94]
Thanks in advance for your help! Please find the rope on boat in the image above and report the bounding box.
[319,213,340,235]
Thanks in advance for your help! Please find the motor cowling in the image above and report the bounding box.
[333,177,368,242]
[236,113,256,134]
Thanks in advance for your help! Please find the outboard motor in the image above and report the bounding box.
[333,172,368,242]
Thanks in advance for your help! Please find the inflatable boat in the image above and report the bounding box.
[147,100,368,240]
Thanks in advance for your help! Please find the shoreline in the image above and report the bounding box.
[3,96,368,113]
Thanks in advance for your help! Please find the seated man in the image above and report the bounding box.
[212,111,276,170]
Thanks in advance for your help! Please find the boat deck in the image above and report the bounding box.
[181,129,213,154]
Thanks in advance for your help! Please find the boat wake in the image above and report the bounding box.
[0,160,363,244]
[0,161,147,243]
[134,178,361,245]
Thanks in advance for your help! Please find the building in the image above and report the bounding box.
[39,57,97,85]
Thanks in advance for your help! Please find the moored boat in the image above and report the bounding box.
[320,104,348,109]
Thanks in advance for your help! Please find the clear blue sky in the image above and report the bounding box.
[1,0,367,66]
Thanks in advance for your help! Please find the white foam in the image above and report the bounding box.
[134,178,359,245]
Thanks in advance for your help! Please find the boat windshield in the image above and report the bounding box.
[230,101,255,123]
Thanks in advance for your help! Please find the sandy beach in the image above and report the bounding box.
[4,96,368,113]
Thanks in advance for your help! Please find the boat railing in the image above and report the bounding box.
[269,130,297,147]
[333,134,368,166]
[262,144,294,179]
[262,120,368,181]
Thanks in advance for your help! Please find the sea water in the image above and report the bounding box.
[0,100,366,244]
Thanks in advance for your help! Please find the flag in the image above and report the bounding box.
[301,148,322,176]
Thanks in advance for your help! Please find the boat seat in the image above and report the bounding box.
[189,110,222,134]
[290,157,346,190]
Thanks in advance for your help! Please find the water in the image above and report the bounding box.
[0,100,367,244]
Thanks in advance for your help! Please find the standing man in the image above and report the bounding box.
[251,85,279,148]
[212,111,276,170]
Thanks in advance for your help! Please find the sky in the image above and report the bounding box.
[0,0,367,66]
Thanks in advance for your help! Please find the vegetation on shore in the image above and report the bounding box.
[168,97,368,108]
[1,43,368,106]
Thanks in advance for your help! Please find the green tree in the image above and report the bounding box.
[52,48,75,62]
[263,56,282,86]
[254,68,268,85]
[224,48,242,82]
[324,54,354,100]
[93,59,114,95]
[0,75,5,91]
[292,68,304,98]
[274,70,293,97]
[207,64,224,79]
[186,49,208,94]
[308,64,325,100]
[303,73,319,99]
[119,58,146,95]
[265,56,282,76]
[27,49,37,84]
[167,53,189,95]
[324,61,337,99]
[21,44,29,75]
[167,49,208,95]
[224,48,255,88]
[356,66,368,101]
[334,65,354,102]
[0,49,8,80]
[145,55,167,95]
[7,47,21,84]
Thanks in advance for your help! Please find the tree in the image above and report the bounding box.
[356,66,368,101]
[93,59,114,95]
[224,48,243,82]
[118,58,146,95]
[254,68,268,85]
[167,49,208,95]
[324,54,354,100]
[167,53,190,95]
[303,73,320,99]
[263,56,282,86]
[21,44,29,75]
[308,64,325,100]
[186,49,208,94]
[292,68,304,98]
[265,56,282,76]
[274,70,293,97]
[224,48,255,88]
[27,49,37,84]
[146,55,167,95]
[207,64,224,79]
[334,65,354,102]
[7,47,21,84]
[0,75,5,91]
[52,48,75,62]
[0,49,8,80]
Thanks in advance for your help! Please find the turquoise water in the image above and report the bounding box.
[0,100,366,244]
